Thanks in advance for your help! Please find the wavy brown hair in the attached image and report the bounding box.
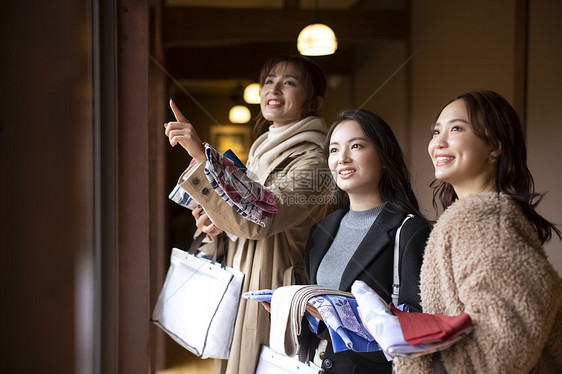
[431,90,560,244]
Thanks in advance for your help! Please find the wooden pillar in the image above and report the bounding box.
[0,0,94,372]
[148,0,168,371]
[115,0,151,373]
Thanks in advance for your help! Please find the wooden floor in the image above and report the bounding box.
[156,358,213,374]
[156,340,214,374]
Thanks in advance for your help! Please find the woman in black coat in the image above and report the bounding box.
[302,109,431,374]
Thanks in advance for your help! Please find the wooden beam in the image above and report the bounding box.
[162,43,355,80]
[162,7,408,47]
[283,0,299,10]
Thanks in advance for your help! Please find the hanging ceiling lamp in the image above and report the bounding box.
[297,23,337,56]
[243,83,261,104]
[229,105,251,124]
[297,0,337,56]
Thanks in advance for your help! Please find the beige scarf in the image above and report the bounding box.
[246,116,327,183]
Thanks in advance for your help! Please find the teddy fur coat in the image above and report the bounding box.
[395,193,562,374]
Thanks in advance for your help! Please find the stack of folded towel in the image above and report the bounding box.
[244,281,473,360]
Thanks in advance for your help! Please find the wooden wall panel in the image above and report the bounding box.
[0,0,94,372]
[116,0,151,373]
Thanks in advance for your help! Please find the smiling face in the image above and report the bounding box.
[259,61,308,127]
[328,120,383,210]
[428,99,497,198]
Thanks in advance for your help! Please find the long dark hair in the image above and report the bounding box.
[431,90,560,244]
[325,109,423,217]
[254,54,326,135]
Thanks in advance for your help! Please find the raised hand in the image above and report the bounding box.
[164,99,206,164]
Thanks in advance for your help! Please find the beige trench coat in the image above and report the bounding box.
[178,141,334,374]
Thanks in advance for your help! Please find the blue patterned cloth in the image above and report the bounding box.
[243,289,274,302]
[307,295,379,353]
[169,184,199,210]
[243,290,380,353]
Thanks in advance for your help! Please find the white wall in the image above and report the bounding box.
[409,0,516,218]
[353,40,409,151]
[407,0,562,274]
[351,0,562,275]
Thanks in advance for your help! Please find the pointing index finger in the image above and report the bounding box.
[169,98,188,123]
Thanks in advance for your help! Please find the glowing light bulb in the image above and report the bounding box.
[297,23,337,56]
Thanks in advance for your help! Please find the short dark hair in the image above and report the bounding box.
[431,90,560,244]
[324,108,422,217]
[254,54,326,135]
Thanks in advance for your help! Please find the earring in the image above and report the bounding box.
[487,156,498,166]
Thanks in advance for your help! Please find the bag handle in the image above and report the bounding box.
[187,231,224,265]
[392,214,413,306]
[188,231,207,255]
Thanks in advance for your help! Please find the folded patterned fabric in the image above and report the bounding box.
[247,283,474,360]
[351,280,473,359]
[169,184,238,242]
[246,285,379,357]
[243,289,274,303]
[203,143,278,227]
[169,144,278,228]
[223,149,247,172]
[169,184,200,210]
[307,294,378,353]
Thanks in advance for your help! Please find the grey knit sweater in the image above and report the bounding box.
[316,203,385,289]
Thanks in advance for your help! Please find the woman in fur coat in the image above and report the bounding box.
[395,90,562,373]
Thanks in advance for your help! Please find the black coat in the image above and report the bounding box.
[303,206,431,374]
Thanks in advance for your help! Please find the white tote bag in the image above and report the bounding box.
[152,235,244,359]
[255,345,322,374]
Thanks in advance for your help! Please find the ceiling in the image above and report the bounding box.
[166,0,402,10]
[160,0,409,94]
